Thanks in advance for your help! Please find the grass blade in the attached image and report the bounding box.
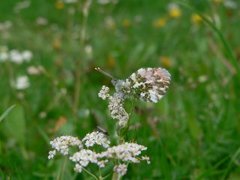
[0,105,16,123]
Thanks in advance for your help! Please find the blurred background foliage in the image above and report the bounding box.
[0,0,240,179]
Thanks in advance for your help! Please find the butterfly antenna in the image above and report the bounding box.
[95,67,115,79]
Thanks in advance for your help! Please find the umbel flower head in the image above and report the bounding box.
[48,131,149,176]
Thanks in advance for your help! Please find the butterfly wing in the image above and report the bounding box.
[126,67,171,103]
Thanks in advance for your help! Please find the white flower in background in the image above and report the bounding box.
[198,75,208,83]
[7,49,33,64]
[0,46,8,61]
[98,0,111,4]
[0,52,8,62]
[98,0,118,5]
[14,0,31,13]
[27,65,44,75]
[98,85,110,100]
[36,17,48,26]
[14,76,30,90]
[0,21,12,31]
[224,0,238,9]
[82,131,110,148]
[84,45,93,57]
[114,164,127,176]
[9,50,24,64]
[22,50,32,62]
[104,16,116,29]
[63,0,78,4]
[49,136,82,157]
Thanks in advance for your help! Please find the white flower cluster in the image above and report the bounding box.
[0,48,33,64]
[82,131,110,148]
[70,149,105,173]
[49,136,82,158]
[101,142,148,163]
[98,85,110,100]
[27,65,44,75]
[98,85,129,127]
[113,164,127,176]
[49,132,149,176]
[108,93,129,127]
[14,76,30,90]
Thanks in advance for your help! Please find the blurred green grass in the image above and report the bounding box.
[1,0,240,179]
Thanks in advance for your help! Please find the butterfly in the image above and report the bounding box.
[96,67,171,103]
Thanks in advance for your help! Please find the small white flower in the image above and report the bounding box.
[198,75,208,83]
[98,0,111,4]
[84,45,93,57]
[70,149,105,171]
[0,52,8,62]
[63,0,78,3]
[14,0,31,13]
[114,164,127,176]
[36,17,48,26]
[27,65,43,75]
[74,163,83,173]
[0,21,12,31]
[108,93,129,127]
[49,136,82,156]
[167,3,180,11]
[224,0,238,9]
[141,156,151,164]
[82,131,110,148]
[98,85,110,100]
[48,150,56,159]
[22,50,32,62]
[9,50,23,64]
[14,76,30,90]
[98,0,118,5]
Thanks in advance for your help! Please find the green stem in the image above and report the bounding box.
[83,167,99,180]
[112,172,121,180]
[73,0,92,116]
[221,147,240,180]
[57,157,67,180]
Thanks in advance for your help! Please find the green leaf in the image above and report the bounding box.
[3,104,26,145]
[0,105,16,123]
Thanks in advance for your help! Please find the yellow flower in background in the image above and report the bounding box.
[52,37,62,50]
[168,3,182,18]
[191,13,202,25]
[107,54,116,69]
[152,17,167,28]
[55,1,64,10]
[122,19,131,28]
[160,56,172,68]
[213,0,223,4]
